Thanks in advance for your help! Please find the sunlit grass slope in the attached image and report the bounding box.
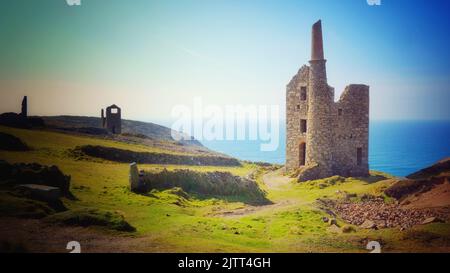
[1,125,449,252]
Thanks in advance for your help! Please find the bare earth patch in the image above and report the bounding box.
[211,200,295,218]
[402,182,450,209]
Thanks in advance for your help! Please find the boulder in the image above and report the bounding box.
[297,163,321,182]
[374,220,387,229]
[360,220,377,229]
[421,217,444,225]
[342,225,356,233]
[328,224,341,233]
[0,161,71,197]
[17,184,61,202]
[328,218,338,226]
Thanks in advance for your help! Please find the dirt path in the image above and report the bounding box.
[0,170,300,251]
[212,199,296,218]
[262,169,293,190]
[212,169,299,218]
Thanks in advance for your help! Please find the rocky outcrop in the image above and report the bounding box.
[16,184,61,202]
[297,163,322,182]
[0,161,72,197]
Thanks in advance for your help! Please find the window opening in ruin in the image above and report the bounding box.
[300,87,307,101]
[300,119,307,133]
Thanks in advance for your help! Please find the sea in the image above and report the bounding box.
[201,120,450,177]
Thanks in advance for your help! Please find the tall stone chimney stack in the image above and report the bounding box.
[311,20,324,61]
[101,109,105,127]
[305,19,334,178]
[21,96,27,118]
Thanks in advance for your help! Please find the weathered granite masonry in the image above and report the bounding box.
[286,20,369,181]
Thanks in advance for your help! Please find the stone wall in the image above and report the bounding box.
[332,84,369,177]
[285,66,309,171]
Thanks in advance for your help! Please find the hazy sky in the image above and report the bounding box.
[0,0,449,125]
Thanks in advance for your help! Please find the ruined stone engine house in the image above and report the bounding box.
[101,104,122,134]
[286,20,369,181]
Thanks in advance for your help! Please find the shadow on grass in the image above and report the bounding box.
[190,192,273,206]
[358,173,392,184]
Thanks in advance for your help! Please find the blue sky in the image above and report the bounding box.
[0,0,449,123]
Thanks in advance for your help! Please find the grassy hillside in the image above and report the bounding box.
[41,116,191,143]
[0,125,449,253]
[40,116,217,156]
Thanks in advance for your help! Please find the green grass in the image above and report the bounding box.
[1,125,449,252]
[0,125,190,156]
[0,192,55,218]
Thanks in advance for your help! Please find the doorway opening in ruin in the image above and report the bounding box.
[112,126,116,134]
[357,147,362,166]
[299,142,306,166]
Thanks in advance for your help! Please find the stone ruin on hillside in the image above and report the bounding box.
[100,104,122,134]
[0,96,44,128]
[21,96,27,118]
[286,20,370,181]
